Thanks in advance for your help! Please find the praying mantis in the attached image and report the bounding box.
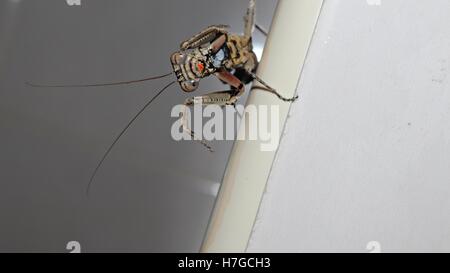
[28,0,297,194]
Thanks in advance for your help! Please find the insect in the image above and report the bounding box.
[171,0,297,151]
[27,0,298,194]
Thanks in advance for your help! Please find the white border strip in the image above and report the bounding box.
[201,0,324,252]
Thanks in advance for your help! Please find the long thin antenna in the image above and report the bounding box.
[255,23,268,37]
[86,80,176,195]
[26,72,174,88]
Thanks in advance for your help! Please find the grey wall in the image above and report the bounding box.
[0,0,277,252]
[248,0,450,253]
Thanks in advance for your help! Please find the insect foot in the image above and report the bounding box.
[279,94,299,102]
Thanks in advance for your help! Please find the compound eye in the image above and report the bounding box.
[195,61,206,74]
[197,62,205,73]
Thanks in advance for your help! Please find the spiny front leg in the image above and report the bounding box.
[180,25,229,51]
[181,69,245,152]
[182,99,213,152]
[182,90,241,152]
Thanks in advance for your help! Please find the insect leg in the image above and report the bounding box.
[244,0,256,39]
[180,25,229,50]
[181,69,246,152]
[250,72,299,102]
[214,68,245,102]
[181,101,214,152]
[182,89,241,152]
[209,34,227,54]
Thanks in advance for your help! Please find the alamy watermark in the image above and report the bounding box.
[171,104,281,152]
[66,0,81,6]
[366,0,381,6]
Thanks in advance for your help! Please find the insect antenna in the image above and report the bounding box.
[26,72,174,88]
[255,23,268,37]
[86,80,176,196]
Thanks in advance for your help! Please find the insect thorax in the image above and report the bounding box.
[225,34,256,71]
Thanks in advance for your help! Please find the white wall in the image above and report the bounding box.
[248,0,450,252]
